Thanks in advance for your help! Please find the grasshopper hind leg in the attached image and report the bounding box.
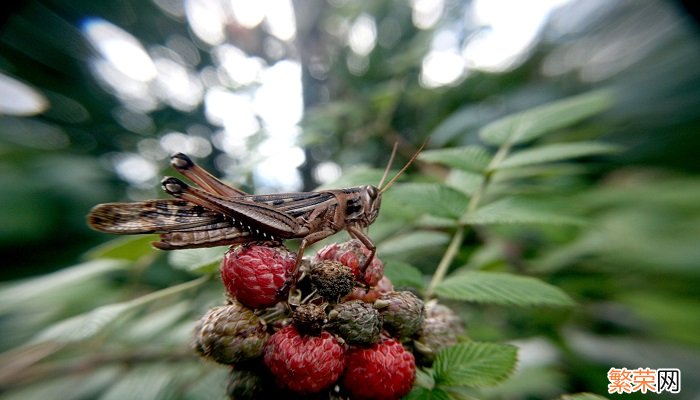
[170,153,247,198]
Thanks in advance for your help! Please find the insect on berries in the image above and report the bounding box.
[86,144,442,398]
[87,144,423,274]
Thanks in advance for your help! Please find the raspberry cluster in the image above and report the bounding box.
[193,240,463,399]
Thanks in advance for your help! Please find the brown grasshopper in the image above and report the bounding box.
[88,144,422,272]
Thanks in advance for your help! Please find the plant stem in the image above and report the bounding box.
[425,226,464,299]
[129,275,210,308]
[424,141,514,299]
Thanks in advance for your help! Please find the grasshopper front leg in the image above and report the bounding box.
[346,224,377,273]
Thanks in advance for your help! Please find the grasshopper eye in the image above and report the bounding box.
[366,185,379,199]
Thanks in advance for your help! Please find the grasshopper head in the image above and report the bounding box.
[361,185,382,226]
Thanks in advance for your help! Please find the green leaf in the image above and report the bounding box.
[492,163,589,182]
[378,231,451,258]
[479,90,614,145]
[168,247,226,275]
[415,368,436,388]
[434,342,518,388]
[416,215,460,229]
[383,261,425,290]
[0,259,126,314]
[100,365,176,400]
[84,235,157,261]
[32,277,207,343]
[446,170,483,196]
[317,167,386,189]
[180,366,230,400]
[122,301,192,342]
[385,183,469,219]
[435,272,575,307]
[406,387,452,400]
[462,197,584,226]
[560,393,610,400]
[429,103,498,145]
[419,146,492,173]
[0,366,122,400]
[32,302,135,343]
[496,142,621,170]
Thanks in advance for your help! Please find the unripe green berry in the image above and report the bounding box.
[194,301,269,364]
[376,291,425,339]
[328,300,382,345]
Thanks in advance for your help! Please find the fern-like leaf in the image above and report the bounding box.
[479,90,614,146]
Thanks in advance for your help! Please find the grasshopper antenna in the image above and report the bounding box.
[377,142,399,190]
[379,140,427,194]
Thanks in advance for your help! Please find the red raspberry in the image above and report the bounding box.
[315,240,384,286]
[264,325,346,394]
[343,339,416,400]
[221,244,296,309]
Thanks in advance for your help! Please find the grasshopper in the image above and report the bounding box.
[88,144,422,272]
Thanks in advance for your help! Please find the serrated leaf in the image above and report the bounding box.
[379,231,451,257]
[169,247,226,274]
[435,272,575,307]
[406,387,452,400]
[0,259,126,313]
[462,197,584,226]
[560,393,610,400]
[419,146,492,173]
[385,183,469,219]
[84,235,157,261]
[440,388,479,400]
[496,142,621,170]
[415,368,436,388]
[384,261,425,290]
[434,342,518,387]
[479,90,614,145]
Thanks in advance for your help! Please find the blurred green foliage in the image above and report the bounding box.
[1,0,700,399]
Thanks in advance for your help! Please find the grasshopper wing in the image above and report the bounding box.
[87,199,227,234]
